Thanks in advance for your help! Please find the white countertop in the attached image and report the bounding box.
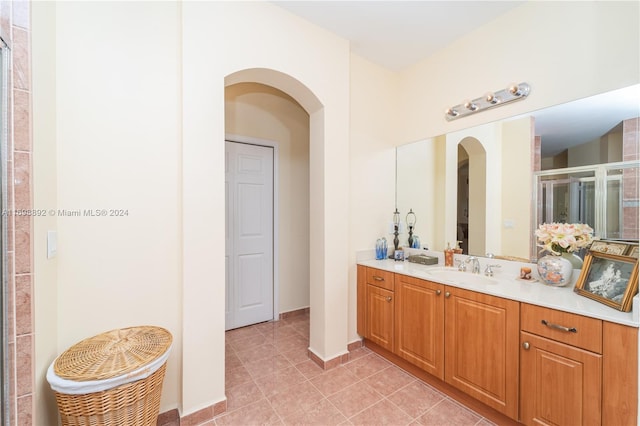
[358,252,639,328]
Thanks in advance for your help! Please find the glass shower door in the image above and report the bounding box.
[539,172,596,225]
[534,162,639,257]
[0,39,8,426]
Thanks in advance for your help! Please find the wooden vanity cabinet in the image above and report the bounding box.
[444,286,520,420]
[519,303,639,426]
[357,267,638,425]
[359,267,519,420]
[520,304,604,426]
[394,274,445,379]
[361,266,395,351]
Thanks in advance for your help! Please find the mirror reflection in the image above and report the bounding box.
[396,84,640,261]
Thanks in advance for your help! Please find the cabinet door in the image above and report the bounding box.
[366,284,394,351]
[395,275,444,379]
[520,331,602,426]
[444,286,519,420]
[603,321,638,425]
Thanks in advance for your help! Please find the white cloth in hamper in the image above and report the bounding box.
[47,345,171,395]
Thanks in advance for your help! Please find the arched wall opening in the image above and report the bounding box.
[224,82,311,321]
[458,137,487,256]
[224,68,333,364]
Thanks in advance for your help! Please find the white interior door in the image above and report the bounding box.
[225,141,274,330]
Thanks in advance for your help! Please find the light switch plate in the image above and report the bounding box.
[47,231,57,259]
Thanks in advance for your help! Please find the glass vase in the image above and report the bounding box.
[537,253,575,287]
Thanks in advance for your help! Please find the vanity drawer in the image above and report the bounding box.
[366,267,394,291]
[521,303,602,353]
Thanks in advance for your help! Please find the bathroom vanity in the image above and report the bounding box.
[356,258,638,425]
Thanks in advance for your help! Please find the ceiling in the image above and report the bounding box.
[272,1,523,71]
[519,85,640,156]
[271,1,640,156]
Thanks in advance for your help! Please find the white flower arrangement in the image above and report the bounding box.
[535,222,594,255]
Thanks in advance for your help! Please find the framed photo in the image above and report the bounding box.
[626,245,639,258]
[589,240,629,256]
[574,251,639,312]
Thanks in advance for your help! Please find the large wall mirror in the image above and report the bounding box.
[397,84,640,261]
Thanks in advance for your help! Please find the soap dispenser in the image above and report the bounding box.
[444,242,454,267]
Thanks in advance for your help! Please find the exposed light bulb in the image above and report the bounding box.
[485,92,499,104]
[464,100,478,111]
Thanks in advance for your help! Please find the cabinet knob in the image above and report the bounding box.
[436,290,442,295]
[522,342,530,350]
[386,296,392,302]
[445,291,451,298]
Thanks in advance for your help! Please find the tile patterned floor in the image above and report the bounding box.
[211,312,495,425]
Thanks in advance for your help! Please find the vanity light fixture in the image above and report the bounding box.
[445,82,530,121]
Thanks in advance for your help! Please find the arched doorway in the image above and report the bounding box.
[224,82,311,329]
[223,68,344,366]
[458,137,487,256]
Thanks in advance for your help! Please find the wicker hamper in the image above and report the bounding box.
[47,326,172,426]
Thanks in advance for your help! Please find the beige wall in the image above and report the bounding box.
[398,2,639,141]
[397,0,638,256]
[34,0,351,419]
[225,83,310,314]
[51,0,183,417]
[501,117,534,258]
[347,54,398,343]
[182,1,350,413]
[31,0,640,422]
[32,2,58,423]
[396,137,440,250]
[567,131,624,167]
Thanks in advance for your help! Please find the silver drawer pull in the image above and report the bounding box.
[373,276,385,281]
[541,319,577,333]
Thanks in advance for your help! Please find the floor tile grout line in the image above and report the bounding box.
[441,395,486,422]
[223,315,489,426]
[382,391,423,423]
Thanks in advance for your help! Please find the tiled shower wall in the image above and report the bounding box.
[623,117,639,240]
[1,0,33,424]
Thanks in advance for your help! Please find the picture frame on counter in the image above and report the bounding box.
[589,240,629,256]
[627,245,639,258]
[574,251,639,312]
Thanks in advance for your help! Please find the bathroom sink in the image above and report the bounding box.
[425,268,498,285]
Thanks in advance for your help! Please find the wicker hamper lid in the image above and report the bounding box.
[54,326,172,381]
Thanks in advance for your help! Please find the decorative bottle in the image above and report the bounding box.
[444,242,454,267]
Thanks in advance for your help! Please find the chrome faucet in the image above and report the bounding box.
[465,256,481,274]
[484,253,501,277]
